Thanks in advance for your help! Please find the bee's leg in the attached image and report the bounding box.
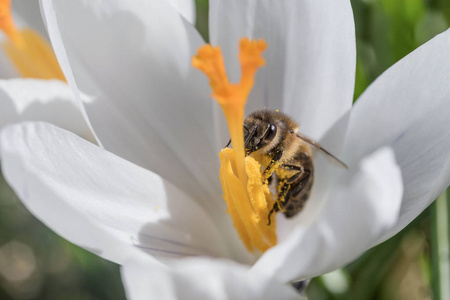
[289,172,311,197]
[280,165,310,192]
[267,173,309,225]
[267,177,292,226]
[281,164,310,184]
[277,180,291,211]
[284,169,312,218]
[277,164,313,218]
[280,164,303,183]
[267,202,279,226]
[263,148,283,179]
[267,174,273,185]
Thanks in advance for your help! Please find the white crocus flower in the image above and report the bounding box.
[1,0,450,299]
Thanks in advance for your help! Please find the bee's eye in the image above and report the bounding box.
[265,123,277,141]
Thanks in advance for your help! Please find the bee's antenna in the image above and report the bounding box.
[245,124,259,149]
[224,124,252,148]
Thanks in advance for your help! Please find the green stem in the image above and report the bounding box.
[432,188,450,300]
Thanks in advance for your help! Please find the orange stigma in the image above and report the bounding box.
[193,38,277,253]
[193,38,267,186]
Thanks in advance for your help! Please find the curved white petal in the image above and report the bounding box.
[252,147,403,282]
[0,122,230,264]
[343,28,450,246]
[210,0,356,149]
[122,257,301,300]
[169,0,196,24]
[40,0,223,213]
[0,79,92,140]
[40,0,251,264]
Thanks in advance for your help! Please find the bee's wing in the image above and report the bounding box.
[296,132,348,169]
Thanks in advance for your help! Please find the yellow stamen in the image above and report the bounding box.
[0,0,65,80]
[193,38,277,253]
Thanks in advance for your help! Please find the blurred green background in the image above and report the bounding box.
[1,0,449,299]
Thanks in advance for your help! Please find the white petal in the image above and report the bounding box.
[122,257,301,300]
[0,122,230,264]
[343,28,450,245]
[210,0,356,147]
[169,0,196,24]
[252,147,403,282]
[40,0,251,263]
[40,0,223,211]
[0,79,92,140]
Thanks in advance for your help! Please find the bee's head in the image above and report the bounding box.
[243,110,280,155]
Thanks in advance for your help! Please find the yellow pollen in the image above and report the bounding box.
[0,0,65,80]
[193,38,277,253]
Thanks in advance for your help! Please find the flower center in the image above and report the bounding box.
[193,38,277,253]
[0,0,64,80]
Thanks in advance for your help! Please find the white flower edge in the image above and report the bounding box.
[168,0,196,24]
[121,257,302,300]
[0,78,92,140]
[343,28,450,246]
[0,122,232,265]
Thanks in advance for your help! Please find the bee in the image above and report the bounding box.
[237,109,347,225]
